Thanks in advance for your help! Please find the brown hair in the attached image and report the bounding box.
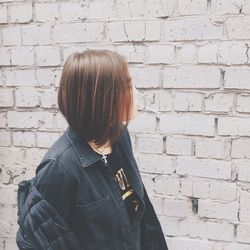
[58,49,133,148]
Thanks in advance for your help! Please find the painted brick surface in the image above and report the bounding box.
[1,0,250,249]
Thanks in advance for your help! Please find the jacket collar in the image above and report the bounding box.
[65,125,145,212]
[65,125,126,168]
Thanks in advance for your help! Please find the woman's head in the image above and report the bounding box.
[58,49,137,148]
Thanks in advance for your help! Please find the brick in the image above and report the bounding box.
[35,3,59,22]
[232,138,250,158]
[236,94,250,112]
[5,69,37,87]
[24,148,47,166]
[7,111,54,129]
[3,238,21,250]
[0,185,16,205]
[167,238,213,250]
[163,67,221,89]
[135,153,175,174]
[0,71,3,86]
[178,217,207,238]
[86,0,115,19]
[137,90,159,112]
[54,22,105,44]
[227,16,250,39]
[204,93,234,113]
[54,69,62,87]
[209,180,237,201]
[198,42,248,65]
[145,44,174,64]
[36,46,61,66]
[166,136,192,156]
[154,176,180,195]
[0,147,25,168]
[35,68,55,87]
[15,87,39,107]
[0,47,11,66]
[159,114,215,136]
[160,217,179,236]
[0,204,14,222]
[237,224,250,243]
[174,92,203,111]
[9,3,32,23]
[180,177,210,198]
[3,26,21,45]
[0,4,7,23]
[137,134,163,154]
[128,112,156,132]
[164,18,223,41]
[145,20,161,41]
[13,131,36,147]
[0,113,7,128]
[130,67,161,88]
[163,198,192,217]
[0,221,12,238]
[159,90,173,111]
[176,44,197,64]
[144,0,175,17]
[39,89,58,108]
[218,117,250,136]
[107,21,128,42]
[0,131,11,146]
[178,0,207,15]
[176,158,231,179]
[242,2,250,14]
[240,190,250,222]
[10,47,34,66]
[225,69,250,89]
[116,44,144,63]
[0,0,22,2]
[149,195,163,215]
[54,112,68,130]
[129,1,145,17]
[180,177,193,197]
[124,21,145,41]
[60,2,84,21]
[207,221,234,241]
[37,131,60,148]
[116,0,130,18]
[238,160,250,182]
[190,178,209,198]
[22,24,51,45]
[0,89,13,107]
[199,200,239,221]
[211,0,246,15]
[2,168,22,187]
[195,138,230,159]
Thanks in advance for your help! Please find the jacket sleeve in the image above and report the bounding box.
[140,183,168,250]
[34,158,74,218]
[18,159,82,250]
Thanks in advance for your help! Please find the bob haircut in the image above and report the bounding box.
[58,49,133,148]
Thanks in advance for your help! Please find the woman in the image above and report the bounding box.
[16,49,168,250]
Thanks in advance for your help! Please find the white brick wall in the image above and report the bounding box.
[1,0,250,249]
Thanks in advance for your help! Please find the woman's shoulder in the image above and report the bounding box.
[35,131,80,177]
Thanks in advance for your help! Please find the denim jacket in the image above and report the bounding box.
[16,125,168,250]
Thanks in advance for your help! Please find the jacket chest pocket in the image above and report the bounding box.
[74,194,125,247]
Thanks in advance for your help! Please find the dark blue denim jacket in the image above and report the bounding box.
[16,125,168,250]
